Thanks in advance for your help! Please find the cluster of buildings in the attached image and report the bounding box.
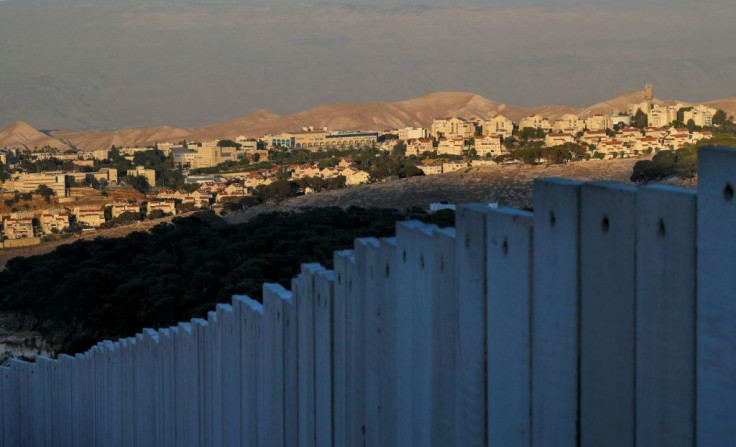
[76,139,268,171]
[387,86,722,161]
[0,85,730,247]
[0,198,185,244]
[0,157,375,245]
[629,84,718,128]
[398,113,619,159]
[404,117,713,161]
[578,126,712,158]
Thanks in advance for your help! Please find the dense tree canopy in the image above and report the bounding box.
[630,135,736,183]
[0,207,453,355]
[632,109,648,129]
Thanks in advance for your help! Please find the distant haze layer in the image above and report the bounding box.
[0,2,734,130]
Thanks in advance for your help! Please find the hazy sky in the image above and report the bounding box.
[1,1,734,130]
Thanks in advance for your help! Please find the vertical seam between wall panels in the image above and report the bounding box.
[692,195,698,447]
[528,222,534,447]
[632,192,637,447]
[576,189,582,447]
[482,212,489,447]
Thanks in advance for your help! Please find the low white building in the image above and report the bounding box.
[437,138,466,156]
[474,134,505,157]
[398,127,429,141]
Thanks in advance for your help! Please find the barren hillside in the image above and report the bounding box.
[225,158,646,224]
[4,90,735,152]
[0,122,72,152]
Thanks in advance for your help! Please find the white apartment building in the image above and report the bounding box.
[437,138,466,156]
[474,135,505,157]
[553,114,584,133]
[585,114,613,131]
[73,206,106,228]
[519,114,552,132]
[39,210,70,234]
[430,117,476,139]
[2,172,68,197]
[398,127,429,141]
[647,105,679,128]
[683,105,717,127]
[482,115,513,138]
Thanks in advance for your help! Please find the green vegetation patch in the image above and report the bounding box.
[631,135,736,183]
[0,207,453,355]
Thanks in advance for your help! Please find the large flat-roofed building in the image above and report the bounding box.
[325,131,379,148]
[2,172,68,197]
[398,127,429,141]
[192,145,241,169]
[172,147,198,169]
[268,129,378,150]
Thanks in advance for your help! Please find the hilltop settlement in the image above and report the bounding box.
[0,86,734,248]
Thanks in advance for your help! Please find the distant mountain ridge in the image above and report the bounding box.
[1,91,733,152]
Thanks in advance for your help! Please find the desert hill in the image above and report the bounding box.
[51,109,281,152]
[577,90,683,118]
[43,92,585,151]
[704,98,736,118]
[1,91,733,152]
[0,122,73,152]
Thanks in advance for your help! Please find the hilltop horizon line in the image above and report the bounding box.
[1,89,735,152]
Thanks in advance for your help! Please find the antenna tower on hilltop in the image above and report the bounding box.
[644,84,654,103]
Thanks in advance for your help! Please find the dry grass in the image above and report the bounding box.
[225,158,646,224]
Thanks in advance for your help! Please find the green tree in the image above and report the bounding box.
[713,109,728,126]
[148,209,168,220]
[217,140,242,149]
[127,175,151,195]
[677,106,693,123]
[35,185,55,203]
[632,109,648,129]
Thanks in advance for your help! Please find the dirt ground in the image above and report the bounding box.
[69,186,146,207]
[0,186,145,215]
[225,158,663,224]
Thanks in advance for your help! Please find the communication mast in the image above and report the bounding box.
[644,84,654,103]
